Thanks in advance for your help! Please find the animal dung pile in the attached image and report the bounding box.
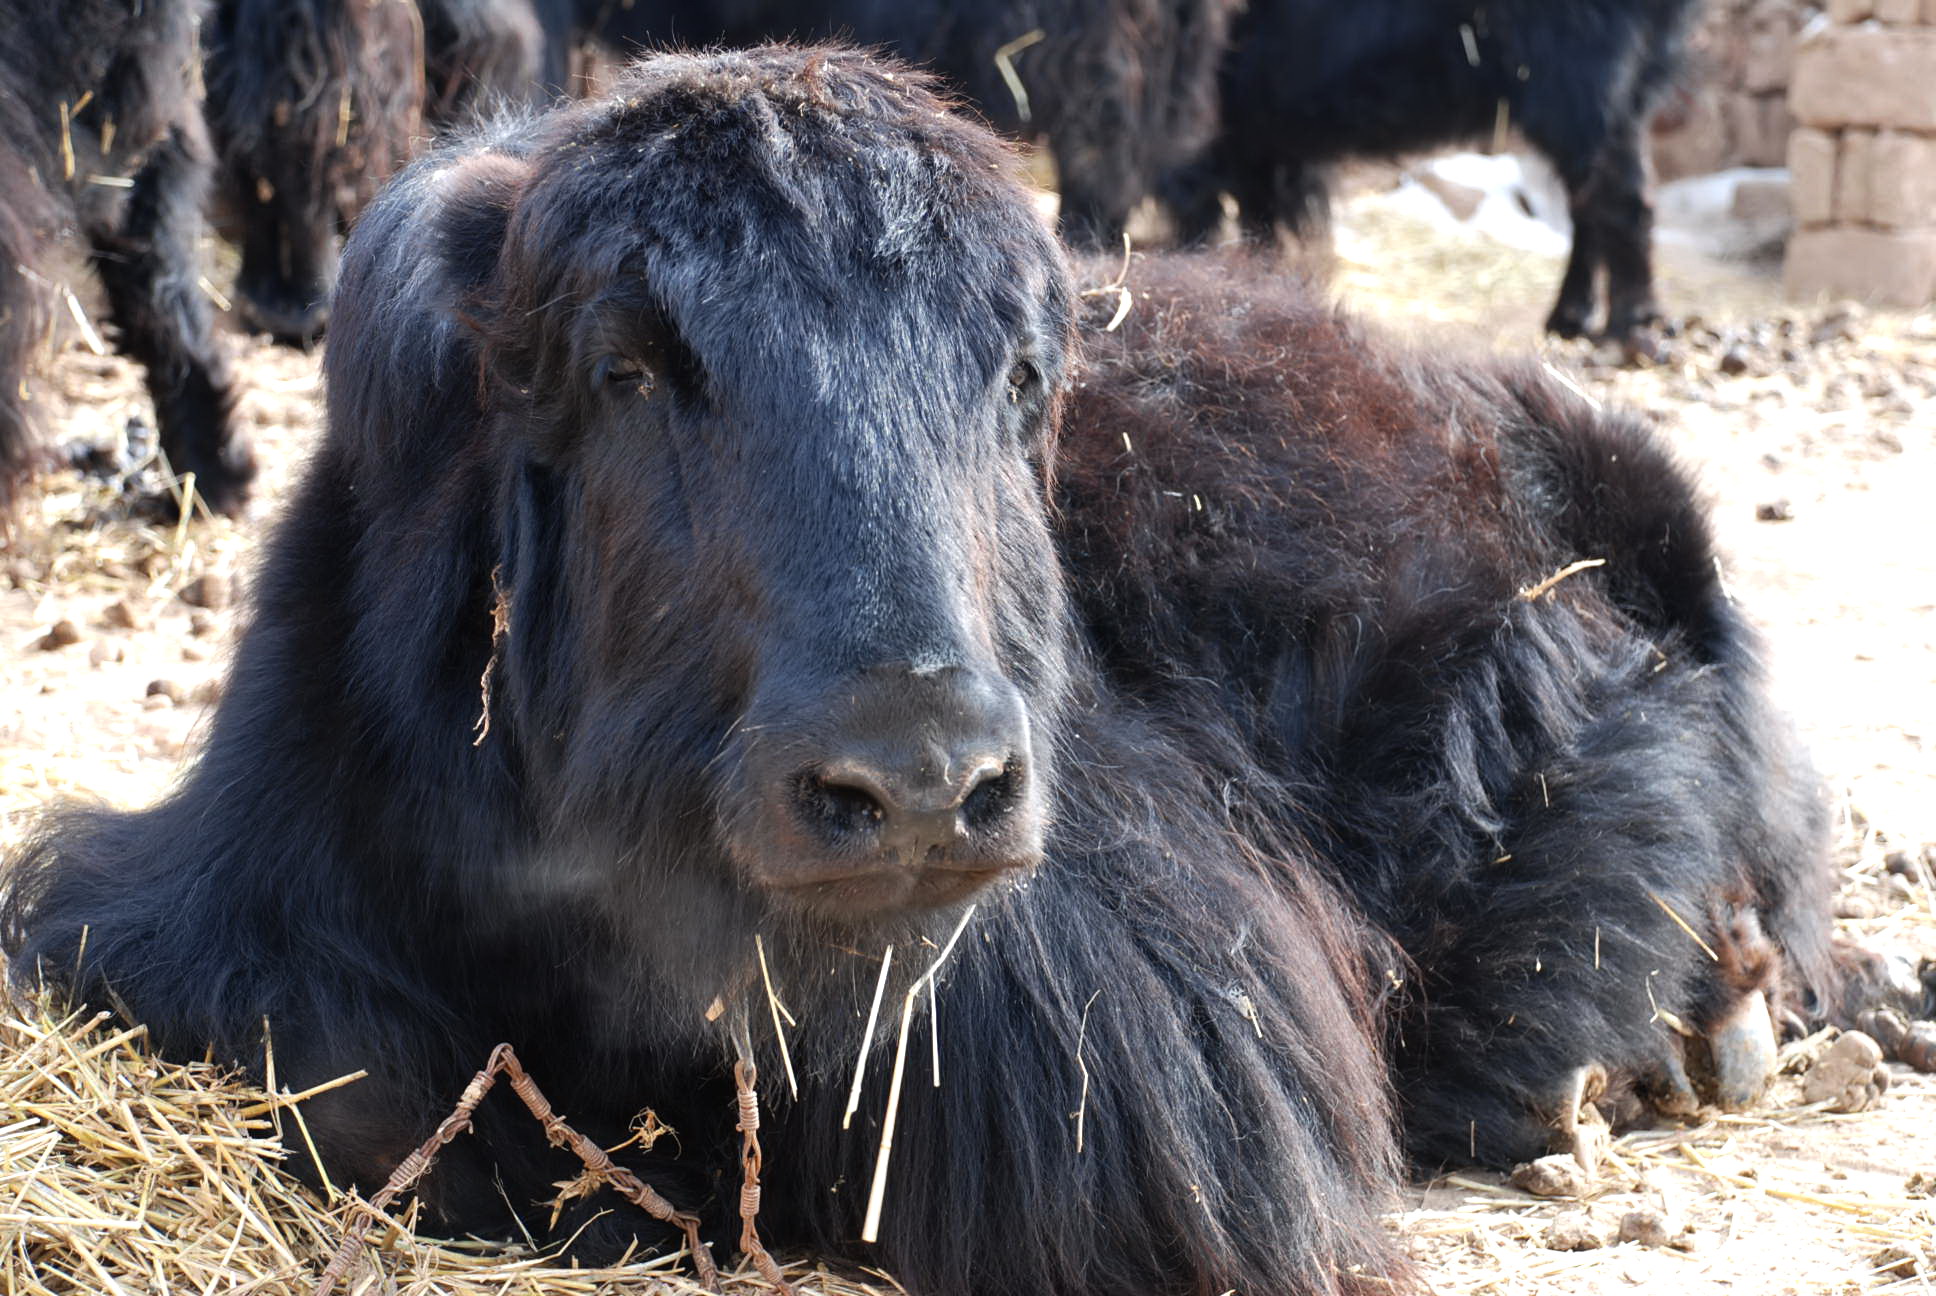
[1784,0,1936,306]
[0,988,858,1295]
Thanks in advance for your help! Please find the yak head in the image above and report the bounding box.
[352,48,1079,942]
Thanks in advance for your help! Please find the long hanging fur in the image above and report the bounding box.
[203,0,424,343]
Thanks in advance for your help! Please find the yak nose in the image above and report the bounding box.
[780,664,1036,869]
[811,746,1012,862]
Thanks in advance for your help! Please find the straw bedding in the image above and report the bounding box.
[0,989,870,1295]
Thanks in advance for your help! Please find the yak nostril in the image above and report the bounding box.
[800,766,890,837]
[817,760,894,807]
[959,758,1020,830]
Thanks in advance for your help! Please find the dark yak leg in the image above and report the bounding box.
[233,196,336,347]
[1050,130,1135,250]
[1277,159,1334,249]
[1229,156,1288,245]
[1595,124,1662,346]
[0,237,46,516]
[1545,157,1604,340]
[1158,152,1229,247]
[87,121,256,516]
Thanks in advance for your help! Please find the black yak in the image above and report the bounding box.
[204,0,573,347]
[0,0,256,515]
[5,44,1834,1296]
[1164,0,1701,348]
[1055,254,1836,1166]
[204,0,425,344]
[583,0,1238,245]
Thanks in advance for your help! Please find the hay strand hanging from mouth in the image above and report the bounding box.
[755,934,800,1100]
[860,904,978,1244]
[843,944,895,1130]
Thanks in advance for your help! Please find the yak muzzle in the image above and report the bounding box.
[740,664,1043,921]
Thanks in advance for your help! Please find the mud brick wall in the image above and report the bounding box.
[1784,0,1936,305]
[1653,0,1818,181]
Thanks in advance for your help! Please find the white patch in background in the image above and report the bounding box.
[1372,152,1574,256]
[1654,167,1794,262]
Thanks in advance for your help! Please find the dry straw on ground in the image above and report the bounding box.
[0,988,882,1296]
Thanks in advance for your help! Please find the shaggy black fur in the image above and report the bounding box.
[4,49,1400,1296]
[1163,0,1701,345]
[204,0,424,344]
[581,0,1237,245]
[0,0,256,516]
[1055,253,1835,1166]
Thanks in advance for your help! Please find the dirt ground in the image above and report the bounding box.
[2,181,1932,1293]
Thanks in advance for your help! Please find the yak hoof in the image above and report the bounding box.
[1601,304,1667,365]
[1544,304,1592,340]
[1641,1034,1703,1118]
[1696,988,1778,1111]
[188,433,260,516]
[1552,1064,1612,1174]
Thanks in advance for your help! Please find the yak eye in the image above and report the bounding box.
[593,354,656,396]
[1007,360,1038,402]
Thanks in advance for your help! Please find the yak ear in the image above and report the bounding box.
[323,147,535,499]
[432,151,533,307]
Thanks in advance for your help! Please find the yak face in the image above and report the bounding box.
[206,0,421,344]
[457,50,1077,929]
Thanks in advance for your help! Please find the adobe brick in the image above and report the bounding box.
[1788,128,1838,224]
[1869,130,1936,228]
[1790,27,1936,129]
[1786,226,1936,305]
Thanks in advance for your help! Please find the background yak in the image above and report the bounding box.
[582,0,1239,246]
[1164,0,1701,348]
[205,0,425,344]
[204,0,569,349]
[3,42,1834,1296]
[420,0,573,120]
[0,0,256,516]
[205,0,427,342]
[199,0,1233,351]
